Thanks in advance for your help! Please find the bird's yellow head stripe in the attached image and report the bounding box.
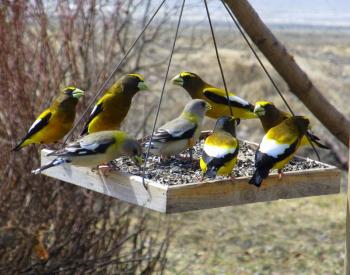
[255,101,273,107]
[254,101,273,116]
[179,72,197,78]
[127,73,144,82]
[63,86,77,92]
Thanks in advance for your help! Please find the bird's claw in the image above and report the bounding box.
[278,169,284,180]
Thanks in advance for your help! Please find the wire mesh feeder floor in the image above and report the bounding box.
[40,132,341,213]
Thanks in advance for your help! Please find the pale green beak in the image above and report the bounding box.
[72,88,85,99]
[171,74,184,86]
[206,102,212,111]
[137,81,149,91]
[253,104,265,117]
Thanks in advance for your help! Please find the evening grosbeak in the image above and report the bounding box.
[13,86,84,151]
[81,74,148,135]
[171,72,256,119]
[249,116,310,187]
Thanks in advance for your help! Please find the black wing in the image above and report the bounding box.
[13,112,52,151]
[203,88,254,111]
[50,136,115,157]
[152,126,197,143]
[81,102,104,135]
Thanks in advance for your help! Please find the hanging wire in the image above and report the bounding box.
[63,0,167,145]
[203,0,233,117]
[221,0,294,116]
[221,1,320,160]
[142,0,186,189]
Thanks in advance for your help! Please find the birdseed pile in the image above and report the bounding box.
[112,140,329,186]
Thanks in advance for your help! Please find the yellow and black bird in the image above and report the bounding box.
[147,99,211,158]
[249,116,310,187]
[13,86,84,151]
[171,72,256,119]
[81,74,148,135]
[254,101,329,149]
[32,130,142,174]
[200,116,240,179]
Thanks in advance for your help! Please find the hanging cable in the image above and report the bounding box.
[221,1,320,160]
[221,1,294,116]
[142,0,186,189]
[204,0,233,117]
[63,0,167,145]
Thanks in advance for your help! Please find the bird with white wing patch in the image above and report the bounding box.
[200,116,240,179]
[146,99,211,160]
[32,130,142,174]
[171,72,256,119]
[249,116,310,187]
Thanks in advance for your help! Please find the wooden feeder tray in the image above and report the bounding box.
[40,133,341,214]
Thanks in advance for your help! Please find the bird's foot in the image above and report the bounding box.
[278,169,284,180]
[188,137,196,148]
[92,163,114,176]
[159,156,170,165]
[230,174,236,183]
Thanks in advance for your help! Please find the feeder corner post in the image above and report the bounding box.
[346,137,350,275]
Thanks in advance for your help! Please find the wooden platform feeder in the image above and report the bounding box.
[39,138,341,214]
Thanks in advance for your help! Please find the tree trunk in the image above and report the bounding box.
[223,0,350,147]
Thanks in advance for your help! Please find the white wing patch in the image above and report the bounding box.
[229,94,250,106]
[90,105,98,116]
[203,144,236,158]
[81,141,100,151]
[28,118,43,132]
[259,136,290,158]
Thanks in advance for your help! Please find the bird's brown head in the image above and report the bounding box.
[292,116,310,134]
[123,138,143,167]
[253,101,279,117]
[57,86,84,108]
[171,72,206,96]
[122,74,149,95]
[214,116,240,136]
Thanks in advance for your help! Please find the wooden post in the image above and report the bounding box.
[223,0,350,147]
[346,138,350,274]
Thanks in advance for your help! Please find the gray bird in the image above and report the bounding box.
[147,99,211,158]
[32,130,142,174]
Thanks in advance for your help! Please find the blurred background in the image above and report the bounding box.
[0,0,349,273]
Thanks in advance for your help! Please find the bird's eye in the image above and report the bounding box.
[201,102,205,107]
[64,87,75,94]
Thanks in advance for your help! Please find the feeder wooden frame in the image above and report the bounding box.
[39,140,341,214]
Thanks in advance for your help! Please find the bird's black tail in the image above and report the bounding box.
[204,166,217,179]
[12,138,26,152]
[80,125,88,136]
[31,158,69,174]
[249,168,269,187]
[307,132,329,149]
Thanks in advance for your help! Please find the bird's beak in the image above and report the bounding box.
[137,81,149,91]
[253,104,265,117]
[171,74,184,86]
[132,155,143,168]
[72,88,85,99]
[206,103,212,111]
[234,118,241,126]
